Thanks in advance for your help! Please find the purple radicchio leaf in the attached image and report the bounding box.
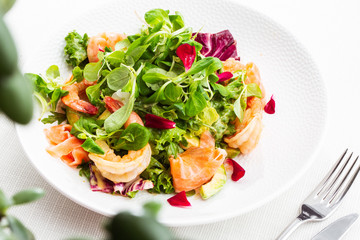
[145,114,176,129]
[89,164,114,193]
[90,164,154,197]
[114,178,154,197]
[193,30,239,61]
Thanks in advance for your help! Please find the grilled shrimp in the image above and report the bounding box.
[87,32,126,62]
[88,112,152,183]
[223,58,266,154]
[61,78,98,115]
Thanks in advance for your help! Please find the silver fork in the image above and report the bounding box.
[276,149,360,240]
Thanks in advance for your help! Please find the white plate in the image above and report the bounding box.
[16,0,327,226]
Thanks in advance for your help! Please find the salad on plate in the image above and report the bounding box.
[26,8,272,205]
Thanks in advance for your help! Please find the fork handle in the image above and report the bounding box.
[276,214,308,240]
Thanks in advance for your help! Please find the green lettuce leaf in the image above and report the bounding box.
[141,158,174,194]
[64,31,89,67]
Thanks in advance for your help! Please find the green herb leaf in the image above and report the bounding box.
[233,96,244,122]
[113,123,150,151]
[164,83,182,103]
[169,12,185,31]
[41,112,66,124]
[85,78,106,105]
[71,117,101,139]
[48,88,68,111]
[106,51,125,68]
[183,57,222,77]
[210,82,230,97]
[45,65,60,80]
[144,9,170,27]
[142,72,168,84]
[185,90,207,117]
[246,83,262,98]
[107,66,131,91]
[72,66,84,83]
[115,39,131,51]
[25,73,51,95]
[104,99,134,133]
[81,138,105,155]
[83,61,102,82]
[125,44,150,64]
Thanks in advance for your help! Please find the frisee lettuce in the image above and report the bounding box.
[64,31,89,67]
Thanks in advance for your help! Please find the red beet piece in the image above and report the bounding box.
[264,95,275,114]
[226,158,245,182]
[216,72,233,83]
[167,191,191,207]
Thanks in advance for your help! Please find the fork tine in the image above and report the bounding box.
[313,149,348,196]
[327,155,358,203]
[321,152,353,199]
[330,156,360,205]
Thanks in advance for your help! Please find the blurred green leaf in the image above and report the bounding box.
[0,69,33,124]
[0,14,17,75]
[11,188,44,206]
[143,202,161,219]
[106,212,172,240]
[0,189,12,215]
[7,215,34,240]
[0,0,16,15]
[0,227,16,240]
[66,238,92,240]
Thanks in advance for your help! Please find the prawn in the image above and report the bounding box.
[62,78,98,115]
[170,131,227,192]
[87,32,126,62]
[223,58,266,154]
[103,96,143,128]
[88,112,152,183]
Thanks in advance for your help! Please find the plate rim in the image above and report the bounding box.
[15,0,328,226]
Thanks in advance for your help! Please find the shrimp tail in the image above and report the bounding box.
[67,100,98,115]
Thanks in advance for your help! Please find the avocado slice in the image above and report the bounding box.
[66,107,82,125]
[182,134,200,149]
[200,165,227,200]
[225,147,241,159]
[97,109,111,120]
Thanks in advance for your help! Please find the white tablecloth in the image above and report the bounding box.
[2,0,360,239]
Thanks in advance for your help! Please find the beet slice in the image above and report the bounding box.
[264,95,275,114]
[167,191,191,207]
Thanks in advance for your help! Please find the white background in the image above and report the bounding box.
[2,0,360,239]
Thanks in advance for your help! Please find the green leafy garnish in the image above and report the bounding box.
[111,123,150,151]
[141,158,174,194]
[77,161,91,180]
[41,111,66,124]
[81,138,105,155]
[64,31,89,67]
